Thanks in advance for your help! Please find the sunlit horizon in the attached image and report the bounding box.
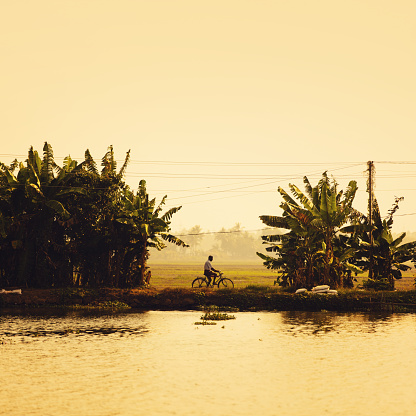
[1,0,415,233]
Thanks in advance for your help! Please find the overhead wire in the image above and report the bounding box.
[140,162,365,195]
[3,157,416,218]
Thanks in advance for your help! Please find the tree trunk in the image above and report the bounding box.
[138,242,149,286]
[323,235,333,286]
[113,247,125,288]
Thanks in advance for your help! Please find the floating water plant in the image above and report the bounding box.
[201,312,236,321]
[97,301,131,310]
[200,305,236,321]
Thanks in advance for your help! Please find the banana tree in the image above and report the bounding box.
[258,197,324,288]
[258,230,324,288]
[61,147,132,287]
[352,197,416,289]
[259,173,361,288]
[1,144,186,288]
[289,173,359,285]
[0,143,87,286]
[116,180,188,286]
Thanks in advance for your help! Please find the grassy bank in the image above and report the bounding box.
[3,286,416,313]
[147,262,279,288]
[147,262,416,291]
[2,264,415,312]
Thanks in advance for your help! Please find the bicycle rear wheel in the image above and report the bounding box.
[218,278,234,289]
[192,277,208,288]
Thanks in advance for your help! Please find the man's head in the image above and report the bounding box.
[208,255,213,261]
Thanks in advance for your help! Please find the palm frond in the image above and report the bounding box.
[101,145,117,175]
[160,233,189,247]
[392,232,406,247]
[161,206,182,222]
[41,142,55,184]
[27,182,44,199]
[344,261,363,274]
[343,180,358,207]
[2,167,18,186]
[45,200,70,220]
[396,241,416,252]
[154,196,167,216]
[289,184,317,215]
[118,149,131,178]
[259,215,289,229]
[303,176,313,198]
[27,146,41,176]
[261,233,286,243]
[63,155,78,172]
[386,196,404,228]
[256,252,280,269]
[84,149,98,174]
[27,163,41,189]
[9,159,19,172]
[138,179,147,199]
[277,186,299,208]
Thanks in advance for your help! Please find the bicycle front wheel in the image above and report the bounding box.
[218,278,234,289]
[192,277,208,288]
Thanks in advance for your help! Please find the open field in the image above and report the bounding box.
[148,262,416,291]
[355,273,416,291]
[2,264,416,311]
[148,262,279,289]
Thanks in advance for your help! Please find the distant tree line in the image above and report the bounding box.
[2,145,415,292]
[0,143,187,288]
[150,223,271,263]
[258,173,416,290]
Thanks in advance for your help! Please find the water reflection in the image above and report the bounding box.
[2,310,416,416]
[1,326,148,338]
[0,308,149,341]
[280,310,397,336]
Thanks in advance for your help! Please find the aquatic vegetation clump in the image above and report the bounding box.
[200,305,236,321]
[201,312,235,321]
[97,301,131,310]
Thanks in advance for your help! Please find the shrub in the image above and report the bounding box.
[362,278,393,291]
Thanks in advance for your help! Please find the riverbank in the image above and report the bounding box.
[2,287,416,312]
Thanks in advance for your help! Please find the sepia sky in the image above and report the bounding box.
[1,0,416,233]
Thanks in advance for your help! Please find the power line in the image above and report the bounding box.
[0,153,365,166]
[3,158,416,209]
[175,228,272,237]
[375,161,416,165]
[3,151,416,167]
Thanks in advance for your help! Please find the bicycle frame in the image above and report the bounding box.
[211,272,223,286]
[192,272,234,289]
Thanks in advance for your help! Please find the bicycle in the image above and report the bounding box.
[192,271,234,289]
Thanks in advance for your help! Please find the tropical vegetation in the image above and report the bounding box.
[349,197,416,290]
[258,173,416,290]
[0,143,187,288]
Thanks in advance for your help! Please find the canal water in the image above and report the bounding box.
[1,309,416,416]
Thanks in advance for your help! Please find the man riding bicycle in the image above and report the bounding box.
[204,255,219,286]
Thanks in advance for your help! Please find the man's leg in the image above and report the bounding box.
[211,272,217,285]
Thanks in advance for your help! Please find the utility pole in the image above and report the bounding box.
[367,161,374,279]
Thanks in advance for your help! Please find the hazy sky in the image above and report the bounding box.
[1,0,415,233]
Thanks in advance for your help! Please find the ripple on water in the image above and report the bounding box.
[1,310,416,416]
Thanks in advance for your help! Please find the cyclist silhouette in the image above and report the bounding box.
[204,255,219,286]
